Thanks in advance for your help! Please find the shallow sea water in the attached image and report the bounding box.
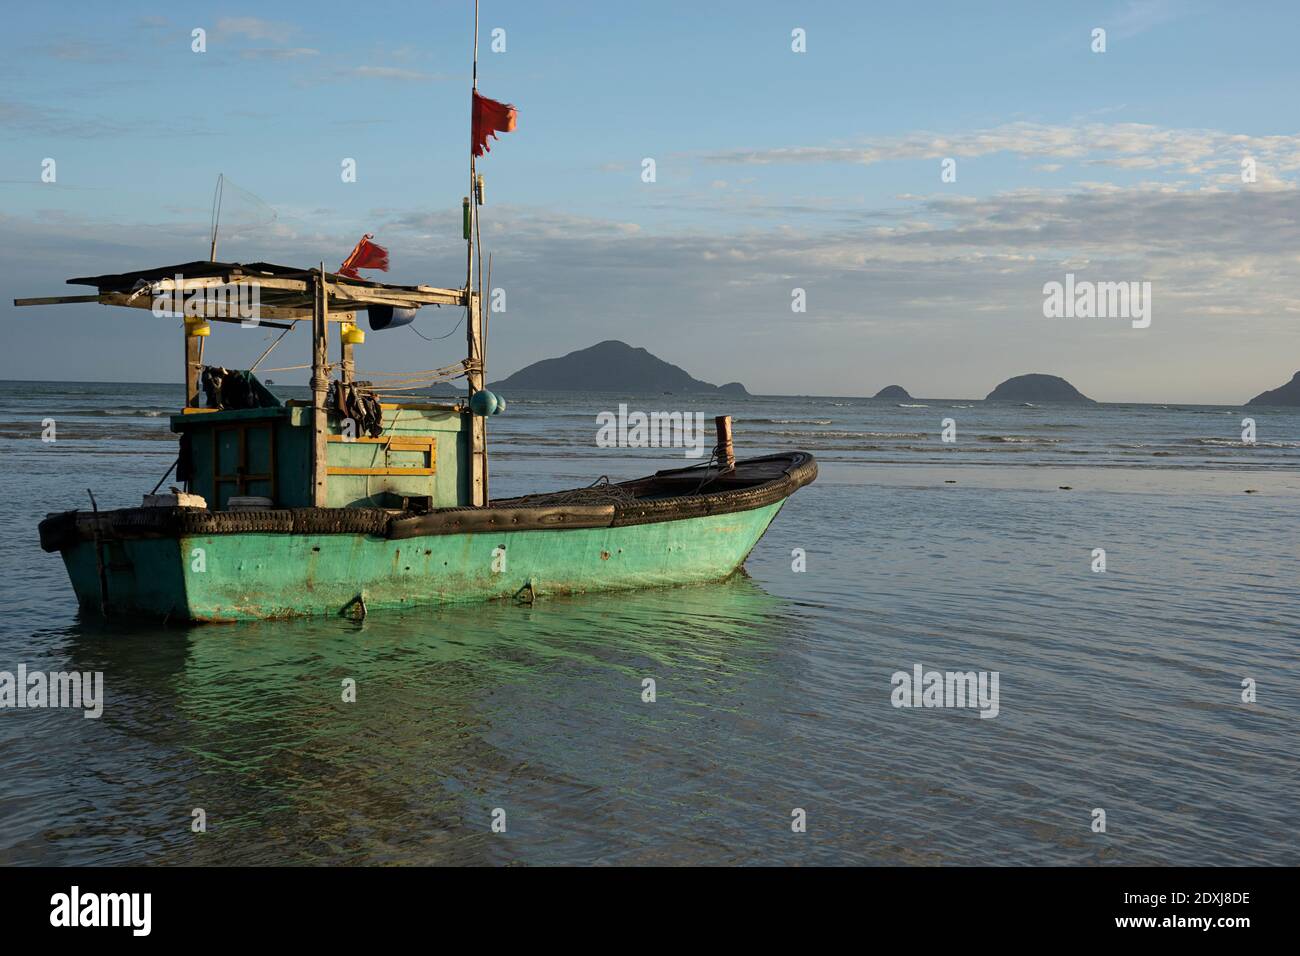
[1,381,1296,865]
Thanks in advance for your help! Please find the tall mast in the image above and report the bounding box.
[467,0,478,295]
[465,0,488,506]
[208,173,224,261]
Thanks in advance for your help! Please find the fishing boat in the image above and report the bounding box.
[16,10,816,623]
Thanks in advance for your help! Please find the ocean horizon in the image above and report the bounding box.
[0,376,1283,408]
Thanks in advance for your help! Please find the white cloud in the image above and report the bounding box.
[214,17,300,43]
[338,66,442,82]
[5,181,1298,402]
[698,121,1300,184]
[241,48,320,61]
[1109,0,1182,40]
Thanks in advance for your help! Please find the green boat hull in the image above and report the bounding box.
[57,501,786,622]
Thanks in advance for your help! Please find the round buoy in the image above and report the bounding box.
[491,394,506,415]
[469,390,498,416]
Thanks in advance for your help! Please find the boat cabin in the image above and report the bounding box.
[16,259,491,511]
[176,398,469,511]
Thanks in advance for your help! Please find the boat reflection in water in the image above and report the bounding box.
[40,575,802,865]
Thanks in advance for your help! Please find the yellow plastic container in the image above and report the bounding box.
[183,316,210,337]
[341,322,365,345]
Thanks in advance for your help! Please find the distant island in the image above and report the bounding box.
[1245,371,1300,407]
[874,385,912,400]
[489,340,749,395]
[986,374,1096,404]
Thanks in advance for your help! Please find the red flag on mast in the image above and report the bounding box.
[472,91,517,157]
[338,234,389,279]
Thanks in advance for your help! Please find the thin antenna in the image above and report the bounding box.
[208,173,225,261]
[467,1,479,296]
[484,251,492,370]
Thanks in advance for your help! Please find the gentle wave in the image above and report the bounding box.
[755,430,930,440]
[1192,438,1300,448]
[978,435,1064,444]
[3,407,171,418]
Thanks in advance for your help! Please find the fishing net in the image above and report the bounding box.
[498,476,639,508]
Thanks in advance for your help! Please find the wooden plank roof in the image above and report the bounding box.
[26,260,470,319]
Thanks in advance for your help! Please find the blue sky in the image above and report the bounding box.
[2,0,1299,401]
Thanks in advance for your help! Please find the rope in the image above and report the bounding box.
[249,324,295,373]
[358,360,469,381]
[367,381,463,392]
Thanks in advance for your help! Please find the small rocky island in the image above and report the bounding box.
[873,385,911,400]
[985,374,1096,404]
[1245,371,1300,406]
[490,340,750,395]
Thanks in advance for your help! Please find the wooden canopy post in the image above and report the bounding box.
[715,415,735,471]
[310,267,330,507]
[184,329,202,407]
[462,0,488,508]
[466,290,487,506]
[339,312,354,386]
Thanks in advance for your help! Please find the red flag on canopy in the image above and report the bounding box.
[472,91,517,157]
[338,234,389,279]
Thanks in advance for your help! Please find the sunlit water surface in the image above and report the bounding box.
[1,382,1296,865]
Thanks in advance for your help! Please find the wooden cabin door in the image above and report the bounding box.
[212,421,277,509]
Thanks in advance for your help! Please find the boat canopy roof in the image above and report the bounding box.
[16,260,467,321]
